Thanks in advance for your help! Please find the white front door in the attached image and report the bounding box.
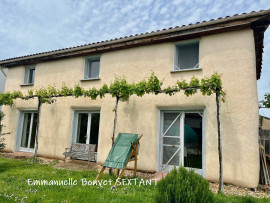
[19,112,38,153]
[160,111,203,174]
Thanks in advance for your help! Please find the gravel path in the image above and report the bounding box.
[209,182,270,198]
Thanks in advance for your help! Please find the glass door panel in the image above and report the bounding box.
[163,146,180,166]
[163,137,180,145]
[163,113,180,136]
[20,113,32,148]
[29,113,38,148]
[184,113,202,169]
[77,113,89,143]
[161,113,181,171]
[89,113,100,149]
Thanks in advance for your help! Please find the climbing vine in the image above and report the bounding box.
[0,72,225,106]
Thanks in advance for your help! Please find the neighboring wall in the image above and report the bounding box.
[262,117,270,130]
[2,29,259,188]
[0,68,7,110]
[0,68,7,93]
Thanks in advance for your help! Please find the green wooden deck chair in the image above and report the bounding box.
[95,133,143,189]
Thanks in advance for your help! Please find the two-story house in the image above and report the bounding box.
[1,9,270,188]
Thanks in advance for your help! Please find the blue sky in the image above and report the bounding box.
[0,0,269,116]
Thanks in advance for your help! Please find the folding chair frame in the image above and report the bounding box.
[94,134,143,189]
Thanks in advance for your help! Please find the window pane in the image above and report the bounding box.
[184,113,202,169]
[87,60,100,78]
[28,69,35,84]
[77,113,88,144]
[163,113,180,137]
[32,69,35,83]
[163,146,180,166]
[20,113,32,148]
[163,137,180,145]
[177,42,199,70]
[90,113,100,150]
[29,113,38,148]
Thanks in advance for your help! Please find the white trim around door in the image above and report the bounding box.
[15,110,38,153]
[157,109,206,177]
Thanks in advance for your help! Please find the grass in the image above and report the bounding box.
[0,157,156,202]
[0,156,270,202]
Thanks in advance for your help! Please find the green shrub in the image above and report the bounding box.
[156,167,214,203]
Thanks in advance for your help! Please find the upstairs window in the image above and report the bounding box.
[84,57,100,79]
[174,39,200,71]
[24,66,35,84]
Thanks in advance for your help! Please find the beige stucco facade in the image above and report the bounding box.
[261,117,270,130]
[2,29,259,187]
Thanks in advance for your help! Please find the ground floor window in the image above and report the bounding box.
[71,111,100,153]
[160,110,204,175]
[17,111,38,153]
[76,112,100,146]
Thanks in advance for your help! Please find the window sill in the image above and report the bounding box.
[20,84,34,87]
[80,78,100,82]
[170,68,202,73]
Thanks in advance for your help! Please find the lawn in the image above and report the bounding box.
[0,157,156,202]
[0,156,269,203]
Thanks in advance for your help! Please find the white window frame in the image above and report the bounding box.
[173,39,200,71]
[24,66,35,85]
[157,109,206,177]
[84,56,100,79]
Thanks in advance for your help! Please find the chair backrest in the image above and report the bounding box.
[71,143,96,152]
[103,133,139,169]
[114,133,139,146]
